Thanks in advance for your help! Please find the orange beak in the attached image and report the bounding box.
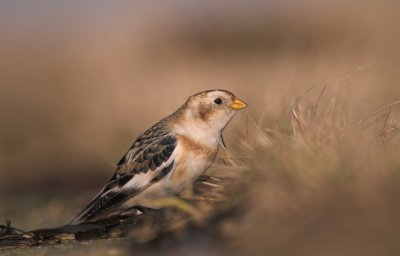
[232,98,247,110]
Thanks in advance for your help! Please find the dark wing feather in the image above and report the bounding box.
[71,121,177,224]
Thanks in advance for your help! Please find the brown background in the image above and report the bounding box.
[1,0,400,235]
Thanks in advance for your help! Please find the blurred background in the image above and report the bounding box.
[1,0,400,255]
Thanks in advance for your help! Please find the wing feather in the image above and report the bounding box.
[71,122,177,224]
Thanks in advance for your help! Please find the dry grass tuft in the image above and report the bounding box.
[221,86,400,256]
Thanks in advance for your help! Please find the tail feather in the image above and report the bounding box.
[70,188,116,224]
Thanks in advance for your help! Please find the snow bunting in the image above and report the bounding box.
[71,89,247,224]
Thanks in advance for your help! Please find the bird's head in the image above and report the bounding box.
[174,90,247,139]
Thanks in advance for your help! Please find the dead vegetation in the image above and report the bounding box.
[0,172,241,250]
[221,85,400,256]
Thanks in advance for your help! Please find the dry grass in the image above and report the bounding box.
[220,86,400,256]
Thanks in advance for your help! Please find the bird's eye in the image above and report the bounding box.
[214,98,222,105]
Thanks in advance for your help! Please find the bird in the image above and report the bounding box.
[70,89,247,224]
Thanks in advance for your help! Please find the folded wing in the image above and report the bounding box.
[71,124,177,224]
